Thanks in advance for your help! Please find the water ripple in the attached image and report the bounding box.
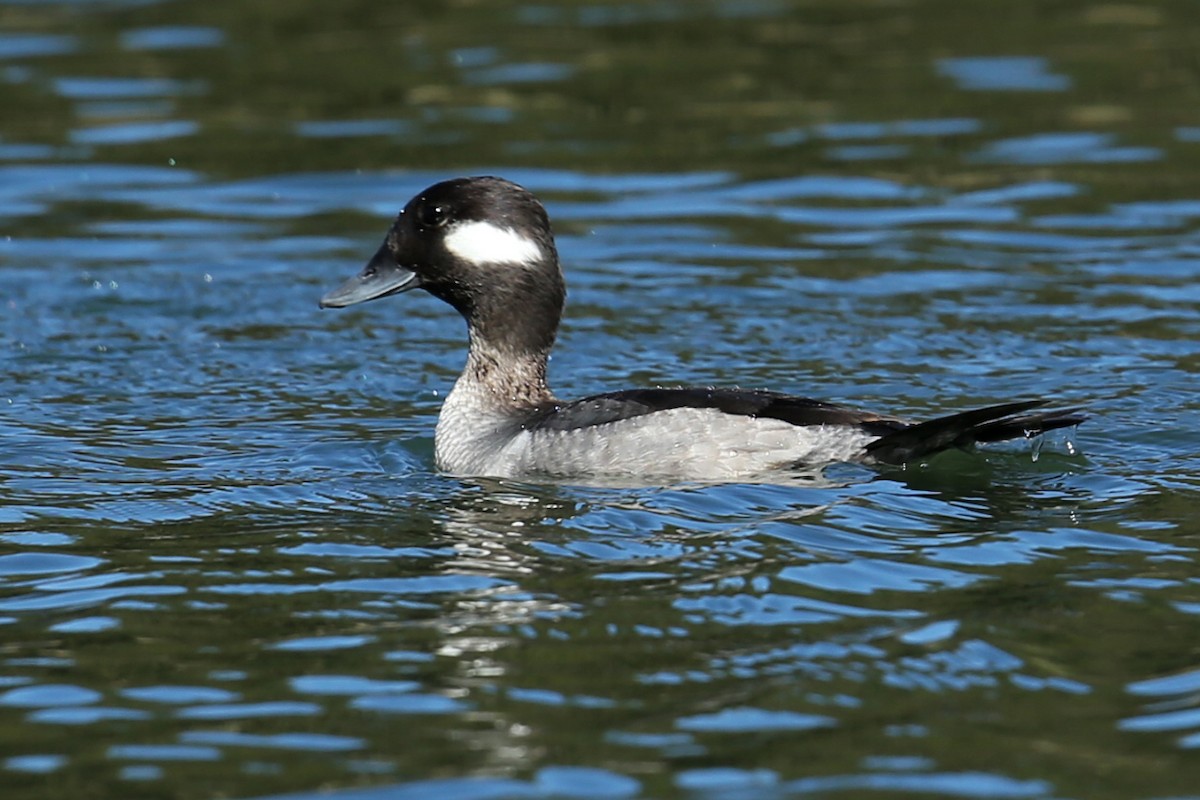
[1,3,1198,798]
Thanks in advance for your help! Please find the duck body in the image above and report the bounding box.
[437,387,887,481]
[321,176,1083,482]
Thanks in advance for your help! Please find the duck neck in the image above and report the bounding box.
[433,255,565,411]
[457,329,557,410]
[449,271,563,409]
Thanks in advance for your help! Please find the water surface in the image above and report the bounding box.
[1,1,1200,798]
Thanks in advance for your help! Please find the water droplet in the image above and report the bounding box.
[203,273,213,283]
[1030,435,1043,462]
[167,157,176,166]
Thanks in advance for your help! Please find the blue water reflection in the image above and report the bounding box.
[53,77,207,99]
[938,56,1071,91]
[120,26,225,50]
[0,33,76,59]
[71,120,198,145]
[976,132,1160,164]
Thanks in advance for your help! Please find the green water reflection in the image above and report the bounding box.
[4,0,1197,184]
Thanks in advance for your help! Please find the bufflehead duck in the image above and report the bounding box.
[321,176,1083,481]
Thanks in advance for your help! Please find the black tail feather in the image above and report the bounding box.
[865,400,1086,465]
[971,407,1088,444]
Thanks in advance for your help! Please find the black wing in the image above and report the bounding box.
[525,387,907,435]
[525,388,1086,465]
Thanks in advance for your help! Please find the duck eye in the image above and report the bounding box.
[417,203,450,229]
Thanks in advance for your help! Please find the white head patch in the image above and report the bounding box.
[444,220,542,266]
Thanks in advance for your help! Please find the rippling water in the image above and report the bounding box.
[2,1,1200,798]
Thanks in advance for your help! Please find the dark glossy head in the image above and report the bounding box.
[321,176,566,354]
